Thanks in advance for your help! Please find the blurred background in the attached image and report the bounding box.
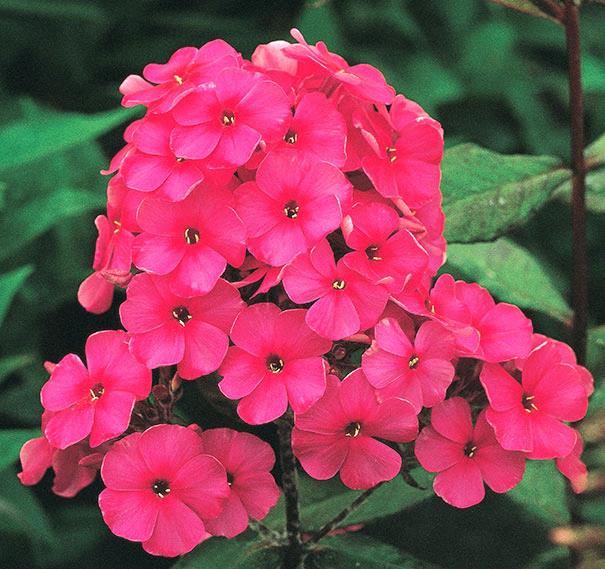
[0,1,604,568]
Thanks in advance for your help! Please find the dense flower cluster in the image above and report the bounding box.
[19,30,592,557]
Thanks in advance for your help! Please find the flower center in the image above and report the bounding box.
[173,74,184,85]
[424,298,435,313]
[365,245,382,261]
[112,220,122,234]
[284,128,298,144]
[344,421,362,438]
[221,110,235,127]
[172,305,192,327]
[89,383,105,401]
[152,479,171,498]
[408,355,420,369]
[332,279,346,290]
[176,157,186,163]
[283,200,299,219]
[227,472,234,486]
[386,146,397,163]
[464,443,477,458]
[184,227,200,245]
[266,355,284,374]
[522,394,538,413]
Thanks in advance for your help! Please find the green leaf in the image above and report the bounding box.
[172,532,281,568]
[0,0,107,22]
[586,132,605,168]
[487,0,558,21]
[444,238,572,322]
[0,265,33,327]
[0,188,104,262]
[507,461,570,526]
[0,429,39,472]
[307,534,443,568]
[0,354,35,387]
[296,2,345,54]
[441,144,569,243]
[265,469,431,532]
[0,106,137,172]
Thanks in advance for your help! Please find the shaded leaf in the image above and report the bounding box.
[0,0,107,22]
[444,238,572,322]
[0,353,35,387]
[0,429,39,472]
[487,0,559,21]
[441,144,569,242]
[586,132,605,168]
[0,265,33,327]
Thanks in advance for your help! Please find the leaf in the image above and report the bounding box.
[172,532,281,569]
[0,0,107,22]
[0,106,136,172]
[0,188,104,262]
[487,0,559,21]
[441,144,569,243]
[444,238,572,322]
[0,354,35,387]
[586,132,605,168]
[307,534,443,568]
[0,429,40,472]
[296,1,345,54]
[265,469,431,532]
[0,265,33,327]
[507,461,570,526]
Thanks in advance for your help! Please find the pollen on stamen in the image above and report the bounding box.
[386,146,397,163]
[283,200,299,219]
[173,74,184,86]
[152,479,171,498]
[522,394,538,413]
[267,355,285,374]
[172,306,192,327]
[112,220,122,234]
[365,245,382,261]
[176,157,186,163]
[184,227,200,245]
[89,383,105,401]
[284,128,298,144]
[222,110,235,127]
[332,279,346,290]
[464,443,477,458]
[408,355,420,369]
[344,421,361,437]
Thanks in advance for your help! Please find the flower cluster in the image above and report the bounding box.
[19,30,592,557]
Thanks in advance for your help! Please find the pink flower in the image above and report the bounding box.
[282,239,389,340]
[292,370,418,489]
[120,273,243,379]
[341,201,429,293]
[199,428,280,537]
[132,183,245,296]
[273,92,346,167]
[234,153,351,266]
[99,424,229,557]
[40,330,151,449]
[480,347,589,459]
[358,96,443,207]
[362,318,456,412]
[218,303,331,424]
[120,41,240,112]
[171,68,290,167]
[415,398,525,508]
[555,434,587,494]
[120,114,207,201]
[285,29,395,104]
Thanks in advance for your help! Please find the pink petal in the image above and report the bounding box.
[44,405,95,449]
[294,375,346,434]
[282,252,331,304]
[41,354,89,411]
[480,363,523,412]
[433,459,485,508]
[237,374,288,424]
[362,345,409,389]
[18,437,53,486]
[229,303,280,357]
[121,154,173,193]
[486,406,533,453]
[179,320,228,379]
[233,471,280,521]
[362,397,418,442]
[430,397,473,444]
[417,358,455,408]
[100,432,150,490]
[187,278,243,333]
[158,161,204,201]
[527,412,577,460]
[210,123,261,167]
[415,321,455,360]
[219,348,267,400]
[415,426,465,472]
[132,233,184,275]
[374,317,413,356]
[77,272,114,314]
[292,429,348,480]
[99,488,159,542]
[129,324,186,369]
[306,292,360,341]
[374,374,423,414]
[473,444,525,494]
[238,79,290,142]
[170,124,221,160]
[340,436,401,490]
[274,309,332,359]
[282,357,327,414]
[51,445,97,497]
[532,364,588,422]
[89,390,136,447]
[204,491,248,538]
[479,303,533,362]
[247,220,307,266]
[234,182,281,238]
[169,245,226,296]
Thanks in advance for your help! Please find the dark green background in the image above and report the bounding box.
[0,1,603,568]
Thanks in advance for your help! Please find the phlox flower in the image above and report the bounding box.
[282,239,389,340]
[218,303,331,424]
[234,153,352,266]
[171,67,290,167]
[292,370,418,490]
[480,347,589,459]
[99,424,229,557]
[362,318,456,412]
[199,428,280,537]
[415,398,525,508]
[341,201,429,293]
[120,40,241,112]
[132,183,245,296]
[40,330,151,449]
[555,435,587,494]
[120,273,243,379]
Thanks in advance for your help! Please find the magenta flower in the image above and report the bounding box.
[556,435,587,494]
[359,96,443,207]
[120,273,243,379]
[120,40,240,112]
[218,303,331,424]
[40,330,151,449]
[362,318,455,412]
[480,347,589,459]
[341,201,429,293]
[199,428,280,537]
[171,67,290,167]
[273,92,346,167]
[282,239,389,340]
[120,114,207,201]
[132,183,246,296]
[415,398,525,508]
[99,424,229,557]
[292,370,418,489]
[234,153,352,266]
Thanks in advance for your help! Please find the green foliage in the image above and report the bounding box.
[0,428,39,471]
[0,265,33,325]
[487,0,558,21]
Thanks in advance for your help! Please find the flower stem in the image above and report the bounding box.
[307,481,384,545]
[564,0,588,367]
[276,413,304,569]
